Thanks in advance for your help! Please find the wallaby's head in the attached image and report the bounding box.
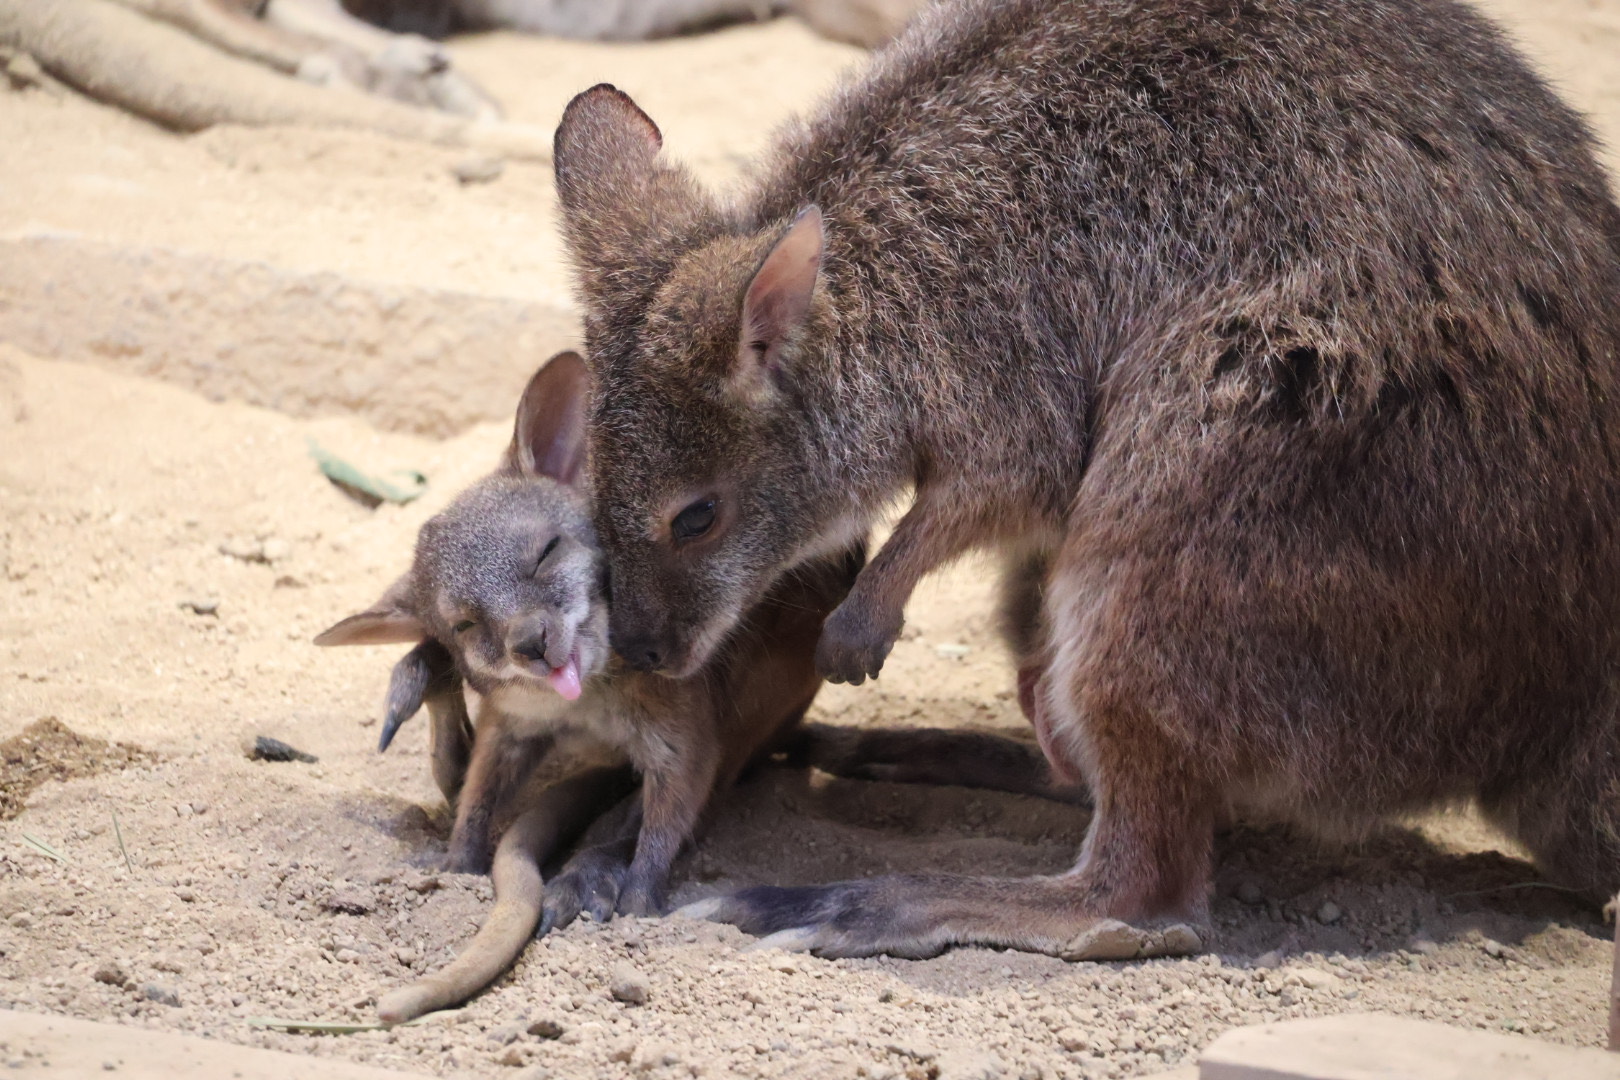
[554,85,850,677]
[316,352,610,704]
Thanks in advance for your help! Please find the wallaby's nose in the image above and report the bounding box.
[512,632,549,666]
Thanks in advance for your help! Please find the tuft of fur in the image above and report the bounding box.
[556,0,1620,956]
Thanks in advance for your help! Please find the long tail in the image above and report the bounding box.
[377,765,634,1023]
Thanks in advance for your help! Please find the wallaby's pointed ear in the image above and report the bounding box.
[553,84,719,299]
[736,206,824,397]
[507,351,589,487]
[313,576,424,646]
[555,84,662,181]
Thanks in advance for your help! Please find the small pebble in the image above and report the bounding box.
[527,1018,565,1040]
[1235,881,1264,905]
[609,962,650,1005]
[1286,966,1340,991]
[92,962,127,987]
[1316,900,1343,924]
[178,599,218,617]
[141,983,181,1007]
[497,1046,526,1067]
[324,889,374,915]
[934,643,972,659]
[249,736,317,764]
[486,1022,523,1045]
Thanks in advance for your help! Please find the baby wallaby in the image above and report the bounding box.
[554,0,1620,962]
[318,350,872,1015]
[319,350,857,889]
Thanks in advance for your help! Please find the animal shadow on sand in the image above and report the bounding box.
[371,730,1605,979]
[672,756,1608,969]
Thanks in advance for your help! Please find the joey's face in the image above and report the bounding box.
[414,477,609,701]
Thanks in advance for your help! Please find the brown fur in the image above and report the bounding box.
[555,0,1620,959]
[318,353,871,1015]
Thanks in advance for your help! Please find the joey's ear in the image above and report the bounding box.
[736,206,824,397]
[507,350,589,487]
[553,85,718,282]
[313,576,424,646]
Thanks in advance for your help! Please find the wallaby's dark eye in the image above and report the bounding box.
[671,499,717,543]
[452,620,476,635]
[533,535,560,575]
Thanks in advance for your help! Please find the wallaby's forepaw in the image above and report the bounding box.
[677,877,1204,962]
[816,598,903,685]
[541,849,628,934]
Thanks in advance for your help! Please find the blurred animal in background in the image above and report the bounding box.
[0,0,922,156]
[347,0,925,48]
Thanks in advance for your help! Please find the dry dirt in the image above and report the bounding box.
[2,3,1619,1079]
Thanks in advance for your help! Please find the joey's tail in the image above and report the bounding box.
[376,765,635,1023]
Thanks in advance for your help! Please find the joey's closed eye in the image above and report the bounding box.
[533,535,560,575]
[452,619,476,634]
[671,499,717,543]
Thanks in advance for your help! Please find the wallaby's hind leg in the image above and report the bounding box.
[426,687,474,809]
[685,700,1209,958]
[111,0,317,72]
[786,723,1089,805]
[687,560,1211,960]
[445,721,554,875]
[262,0,501,118]
[1483,726,1620,907]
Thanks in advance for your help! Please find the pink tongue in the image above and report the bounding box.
[547,655,583,701]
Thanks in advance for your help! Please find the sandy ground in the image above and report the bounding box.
[2,3,1620,1078]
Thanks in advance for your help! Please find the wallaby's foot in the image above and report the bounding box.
[442,835,492,876]
[678,874,1204,961]
[616,871,667,919]
[444,803,494,875]
[541,843,631,933]
[815,595,903,685]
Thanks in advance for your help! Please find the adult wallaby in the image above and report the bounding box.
[553,0,1620,960]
